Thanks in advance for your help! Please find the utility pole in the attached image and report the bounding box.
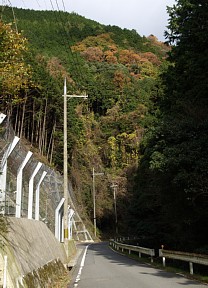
[111,183,118,235]
[63,78,87,249]
[92,167,104,238]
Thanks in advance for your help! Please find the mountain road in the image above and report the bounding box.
[68,242,207,288]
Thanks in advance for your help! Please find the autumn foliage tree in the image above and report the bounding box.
[0,21,32,110]
[1,6,171,236]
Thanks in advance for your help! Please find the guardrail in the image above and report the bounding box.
[114,237,138,243]
[159,249,208,275]
[109,239,155,262]
[110,239,208,275]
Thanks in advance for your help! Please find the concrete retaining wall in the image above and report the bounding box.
[0,217,75,287]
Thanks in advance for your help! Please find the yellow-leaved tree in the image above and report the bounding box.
[0,21,32,110]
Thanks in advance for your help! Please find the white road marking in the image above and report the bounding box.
[74,245,90,287]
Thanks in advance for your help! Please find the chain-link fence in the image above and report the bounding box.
[0,117,92,241]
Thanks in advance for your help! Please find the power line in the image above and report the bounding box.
[4,0,89,92]
[51,0,87,90]
[35,0,41,9]
[50,2,82,84]
[58,0,89,89]
[61,0,66,12]
[49,0,55,11]
[3,0,18,32]
[20,0,26,8]
[54,0,84,80]
[43,0,48,10]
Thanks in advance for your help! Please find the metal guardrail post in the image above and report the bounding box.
[3,255,7,288]
[159,249,208,274]
[163,256,166,267]
[189,262,193,275]
[110,239,155,262]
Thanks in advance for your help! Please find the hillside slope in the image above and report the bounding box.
[0,6,170,236]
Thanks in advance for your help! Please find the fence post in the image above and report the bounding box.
[3,255,7,288]
[151,256,153,263]
[189,262,194,275]
[163,257,166,267]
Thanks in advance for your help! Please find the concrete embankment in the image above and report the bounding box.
[0,217,76,287]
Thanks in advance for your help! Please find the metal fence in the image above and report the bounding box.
[0,117,92,241]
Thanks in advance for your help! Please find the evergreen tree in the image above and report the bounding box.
[129,0,208,251]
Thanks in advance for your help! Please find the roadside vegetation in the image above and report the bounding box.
[0,0,208,257]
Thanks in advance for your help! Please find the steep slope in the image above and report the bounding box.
[0,6,170,236]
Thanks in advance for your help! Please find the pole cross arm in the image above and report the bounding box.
[63,94,88,99]
[111,184,118,188]
[94,172,104,176]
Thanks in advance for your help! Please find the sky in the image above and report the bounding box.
[7,0,176,41]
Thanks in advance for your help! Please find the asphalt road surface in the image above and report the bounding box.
[69,242,207,288]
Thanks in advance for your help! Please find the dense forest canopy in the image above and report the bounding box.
[1,1,207,251]
[127,0,208,252]
[0,5,169,235]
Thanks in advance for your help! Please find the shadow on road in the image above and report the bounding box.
[86,242,205,286]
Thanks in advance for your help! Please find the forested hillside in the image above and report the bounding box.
[0,5,169,236]
[127,0,208,253]
[1,1,207,252]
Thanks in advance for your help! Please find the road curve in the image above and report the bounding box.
[69,242,207,288]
